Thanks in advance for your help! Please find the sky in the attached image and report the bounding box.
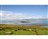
[0,5,48,20]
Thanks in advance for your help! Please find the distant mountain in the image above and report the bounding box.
[0,19,48,26]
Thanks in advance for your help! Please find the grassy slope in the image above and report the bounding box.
[0,24,48,35]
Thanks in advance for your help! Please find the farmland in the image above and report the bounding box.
[0,24,48,35]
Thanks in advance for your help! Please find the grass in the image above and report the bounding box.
[0,24,48,35]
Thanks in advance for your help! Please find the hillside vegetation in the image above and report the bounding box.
[0,24,48,35]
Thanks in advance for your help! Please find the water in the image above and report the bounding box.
[41,26,48,28]
[0,19,48,27]
[31,20,48,25]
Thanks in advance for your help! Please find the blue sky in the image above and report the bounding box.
[1,5,47,16]
[0,5,48,20]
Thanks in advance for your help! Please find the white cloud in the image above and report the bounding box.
[0,13,2,16]
[0,10,47,20]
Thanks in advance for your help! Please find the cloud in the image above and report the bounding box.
[0,10,47,21]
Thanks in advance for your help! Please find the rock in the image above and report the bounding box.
[5,32,13,35]
[0,28,2,30]
[28,29,32,31]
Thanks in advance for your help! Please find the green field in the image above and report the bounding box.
[0,24,48,35]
